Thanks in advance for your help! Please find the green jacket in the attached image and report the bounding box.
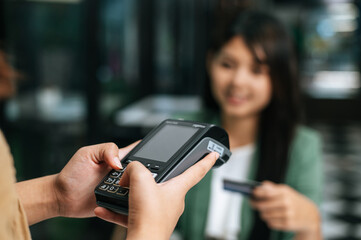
[177,125,322,240]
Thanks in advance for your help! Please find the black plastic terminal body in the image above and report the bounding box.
[94,119,231,215]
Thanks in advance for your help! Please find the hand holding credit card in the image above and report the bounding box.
[223,179,261,196]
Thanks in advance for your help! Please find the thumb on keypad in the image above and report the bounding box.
[118,140,141,161]
[100,141,139,170]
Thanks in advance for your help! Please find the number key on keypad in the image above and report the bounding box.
[116,188,128,196]
[105,177,116,184]
[110,171,121,178]
[99,184,109,191]
[108,186,119,193]
[114,179,120,186]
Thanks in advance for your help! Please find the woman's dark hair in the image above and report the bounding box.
[204,11,302,239]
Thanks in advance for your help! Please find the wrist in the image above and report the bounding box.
[127,222,169,240]
[296,226,322,240]
[126,227,150,240]
[308,204,321,232]
[297,207,322,239]
[37,174,61,219]
[127,231,168,240]
[50,174,62,217]
[16,174,61,225]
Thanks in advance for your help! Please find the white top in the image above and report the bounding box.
[205,143,255,240]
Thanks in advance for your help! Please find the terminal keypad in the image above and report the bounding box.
[98,162,158,196]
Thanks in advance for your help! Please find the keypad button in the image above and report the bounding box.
[114,179,120,186]
[108,186,119,193]
[145,163,151,168]
[152,173,158,178]
[110,171,121,178]
[116,188,129,196]
[99,184,109,191]
[105,177,116,184]
[151,165,160,170]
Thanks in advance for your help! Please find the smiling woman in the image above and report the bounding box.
[176,10,323,240]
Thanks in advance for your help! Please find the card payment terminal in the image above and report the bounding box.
[94,119,232,215]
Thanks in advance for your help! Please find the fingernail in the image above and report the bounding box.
[213,152,220,159]
[114,157,123,169]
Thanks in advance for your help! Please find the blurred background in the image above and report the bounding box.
[0,0,360,239]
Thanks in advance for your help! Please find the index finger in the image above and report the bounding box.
[169,152,219,193]
[117,161,154,188]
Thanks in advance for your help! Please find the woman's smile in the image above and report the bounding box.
[225,91,249,106]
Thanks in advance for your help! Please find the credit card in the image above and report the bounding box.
[223,179,261,196]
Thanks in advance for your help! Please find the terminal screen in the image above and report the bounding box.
[133,124,198,162]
